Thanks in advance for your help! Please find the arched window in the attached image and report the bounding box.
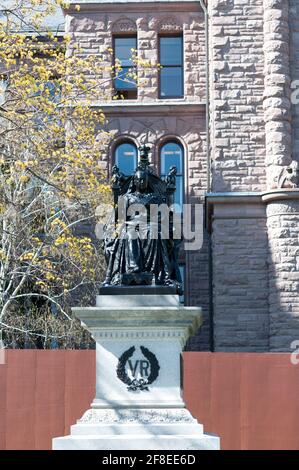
[114,141,137,175]
[160,141,184,208]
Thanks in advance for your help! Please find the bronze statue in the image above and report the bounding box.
[102,145,183,295]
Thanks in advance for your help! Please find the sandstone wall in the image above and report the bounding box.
[266,198,299,351]
[264,0,292,189]
[209,0,299,352]
[66,3,211,350]
[208,0,266,192]
[211,201,269,351]
[65,1,299,352]
[66,5,205,102]
[290,0,299,161]
[102,111,205,196]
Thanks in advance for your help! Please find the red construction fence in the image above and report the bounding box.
[0,351,299,450]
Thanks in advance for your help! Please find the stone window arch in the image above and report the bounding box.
[111,18,137,34]
[157,16,183,34]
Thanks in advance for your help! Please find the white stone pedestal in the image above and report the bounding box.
[52,295,220,450]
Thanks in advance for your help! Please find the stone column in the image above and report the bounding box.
[263,0,292,188]
[264,192,299,351]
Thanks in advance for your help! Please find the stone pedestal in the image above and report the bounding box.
[53,294,220,450]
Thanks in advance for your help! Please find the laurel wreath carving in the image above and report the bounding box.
[116,346,135,386]
[140,346,160,384]
[116,345,160,392]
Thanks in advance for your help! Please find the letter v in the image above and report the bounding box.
[128,360,139,377]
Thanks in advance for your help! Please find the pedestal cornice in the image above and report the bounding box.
[73,306,202,347]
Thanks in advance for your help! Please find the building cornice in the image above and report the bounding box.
[65,1,202,14]
[206,189,299,206]
[92,101,206,116]
[206,192,262,205]
[261,189,299,203]
[206,190,299,231]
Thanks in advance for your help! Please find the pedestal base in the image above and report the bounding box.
[53,408,220,450]
[52,295,220,450]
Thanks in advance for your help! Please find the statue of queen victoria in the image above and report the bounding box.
[102,145,183,295]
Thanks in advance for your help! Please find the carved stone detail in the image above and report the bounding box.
[92,329,190,349]
[157,16,183,33]
[278,161,299,189]
[78,408,196,424]
[92,329,186,340]
[111,18,137,33]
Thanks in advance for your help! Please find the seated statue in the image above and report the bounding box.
[102,145,183,295]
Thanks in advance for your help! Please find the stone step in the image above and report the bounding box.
[53,433,220,450]
[70,422,204,436]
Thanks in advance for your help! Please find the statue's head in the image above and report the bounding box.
[112,165,119,175]
[134,169,148,192]
[169,165,177,176]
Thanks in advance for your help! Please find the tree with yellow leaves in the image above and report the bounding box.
[0,0,124,347]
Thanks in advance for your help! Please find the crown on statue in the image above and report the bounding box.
[138,144,151,170]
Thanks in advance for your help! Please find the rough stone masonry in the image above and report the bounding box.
[65,0,299,352]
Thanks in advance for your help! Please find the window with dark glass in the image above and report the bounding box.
[114,36,137,99]
[159,36,183,98]
[114,142,137,176]
[160,141,184,209]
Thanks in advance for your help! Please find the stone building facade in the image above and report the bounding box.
[64,0,299,352]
